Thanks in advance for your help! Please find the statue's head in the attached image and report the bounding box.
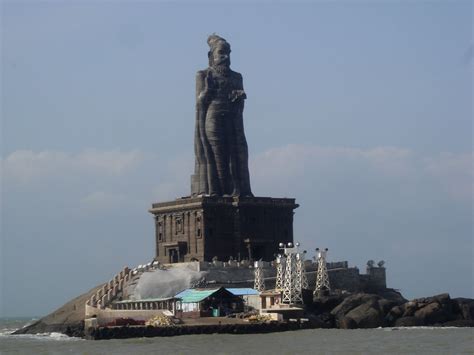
[207,34,231,68]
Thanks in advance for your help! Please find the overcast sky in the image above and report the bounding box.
[1,1,472,317]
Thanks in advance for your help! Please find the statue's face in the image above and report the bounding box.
[212,43,231,67]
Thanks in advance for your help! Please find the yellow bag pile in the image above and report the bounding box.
[247,314,273,323]
[145,314,174,327]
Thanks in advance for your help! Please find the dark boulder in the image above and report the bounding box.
[312,294,347,313]
[344,301,385,328]
[339,316,357,329]
[316,291,473,329]
[453,298,474,320]
[330,293,386,328]
[414,301,451,325]
[306,312,335,328]
[385,305,404,325]
[388,293,473,326]
[378,298,399,314]
[376,289,407,304]
[401,301,418,317]
[331,293,380,319]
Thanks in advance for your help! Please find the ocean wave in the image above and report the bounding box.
[0,329,19,336]
[383,326,468,331]
[0,331,83,341]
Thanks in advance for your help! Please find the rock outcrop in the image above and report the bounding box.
[328,290,406,329]
[14,286,473,336]
[384,293,474,327]
[313,290,474,329]
[13,284,104,337]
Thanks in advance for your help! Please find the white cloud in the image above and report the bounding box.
[151,182,184,202]
[423,152,473,201]
[251,145,414,178]
[250,144,472,202]
[2,144,470,221]
[2,149,144,183]
[150,153,193,201]
[75,150,144,175]
[79,191,128,212]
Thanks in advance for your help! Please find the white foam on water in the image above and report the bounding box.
[384,326,466,331]
[0,329,18,336]
[0,332,83,341]
[0,319,37,336]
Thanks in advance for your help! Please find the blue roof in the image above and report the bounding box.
[175,288,259,301]
[175,289,193,299]
[175,288,221,303]
[226,288,259,296]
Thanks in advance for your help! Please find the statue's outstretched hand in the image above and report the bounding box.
[230,89,246,102]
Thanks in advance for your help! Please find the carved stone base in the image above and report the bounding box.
[149,196,298,263]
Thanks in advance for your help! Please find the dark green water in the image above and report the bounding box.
[1,318,472,354]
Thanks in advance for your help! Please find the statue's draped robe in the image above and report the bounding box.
[192,67,252,197]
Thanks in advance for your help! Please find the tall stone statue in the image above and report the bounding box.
[191,35,253,197]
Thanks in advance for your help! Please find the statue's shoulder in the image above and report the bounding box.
[196,68,210,78]
[230,70,243,79]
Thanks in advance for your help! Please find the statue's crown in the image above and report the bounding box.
[207,34,229,51]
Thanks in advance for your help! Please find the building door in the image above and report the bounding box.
[169,249,179,263]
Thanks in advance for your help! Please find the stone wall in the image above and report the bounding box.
[87,309,166,326]
[364,266,387,291]
[149,196,298,263]
[163,260,387,293]
[328,267,362,292]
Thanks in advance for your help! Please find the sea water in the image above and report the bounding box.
[1,318,473,354]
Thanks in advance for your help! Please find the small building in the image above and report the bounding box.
[112,297,178,313]
[85,297,179,327]
[258,290,304,320]
[259,290,282,310]
[226,288,261,310]
[175,287,244,317]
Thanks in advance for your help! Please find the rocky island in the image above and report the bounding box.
[14,35,473,339]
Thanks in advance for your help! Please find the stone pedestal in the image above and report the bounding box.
[149,196,298,263]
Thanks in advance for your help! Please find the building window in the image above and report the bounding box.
[196,215,202,238]
[175,218,183,234]
[158,222,163,241]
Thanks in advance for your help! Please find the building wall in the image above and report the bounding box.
[328,267,362,292]
[245,294,262,310]
[161,261,387,293]
[153,209,205,263]
[366,266,387,290]
[86,308,166,326]
[150,197,298,263]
